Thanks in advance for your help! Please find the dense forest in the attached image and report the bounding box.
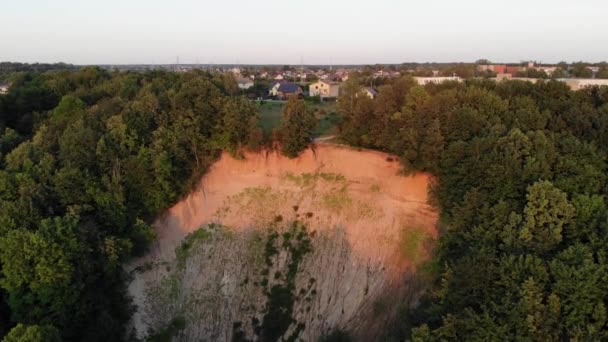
[1,65,608,341]
[337,76,608,340]
[0,67,268,340]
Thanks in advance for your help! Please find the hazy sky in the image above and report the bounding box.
[1,0,607,65]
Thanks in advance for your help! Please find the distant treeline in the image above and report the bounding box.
[0,62,78,82]
[336,75,608,340]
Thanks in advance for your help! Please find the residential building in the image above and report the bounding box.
[374,70,390,78]
[505,66,523,75]
[478,64,507,74]
[0,83,8,94]
[559,78,608,90]
[496,73,513,81]
[535,66,557,75]
[236,78,254,90]
[334,69,350,81]
[277,83,302,99]
[268,80,285,96]
[363,87,378,99]
[309,80,340,98]
[414,76,462,85]
[493,76,608,89]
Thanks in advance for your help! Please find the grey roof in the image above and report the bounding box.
[278,83,301,93]
[366,87,378,96]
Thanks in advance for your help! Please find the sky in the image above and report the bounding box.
[1,0,607,65]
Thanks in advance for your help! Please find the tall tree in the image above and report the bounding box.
[278,97,316,158]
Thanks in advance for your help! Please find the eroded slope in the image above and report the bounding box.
[127,144,438,341]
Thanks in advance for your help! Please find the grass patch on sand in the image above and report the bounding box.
[284,172,345,188]
[321,186,352,213]
[399,226,431,264]
[222,186,292,220]
[353,201,383,220]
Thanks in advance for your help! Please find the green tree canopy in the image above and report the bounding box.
[278,97,316,158]
[2,324,60,342]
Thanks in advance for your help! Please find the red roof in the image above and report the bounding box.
[492,65,507,74]
[505,66,522,74]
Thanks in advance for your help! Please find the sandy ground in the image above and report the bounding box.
[127,143,438,340]
[149,143,437,267]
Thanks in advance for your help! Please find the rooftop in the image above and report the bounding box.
[277,83,301,93]
[365,87,378,96]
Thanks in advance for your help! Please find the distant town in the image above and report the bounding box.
[1,60,608,98]
[100,60,608,98]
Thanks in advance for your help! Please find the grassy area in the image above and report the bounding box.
[283,172,345,188]
[321,186,352,213]
[399,226,431,264]
[258,102,284,135]
[257,101,341,138]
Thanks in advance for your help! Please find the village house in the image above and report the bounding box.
[505,66,523,75]
[496,73,541,84]
[496,73,513,81]
[530,65,557,75]
[478,64,507,74]
[334,69,350,81]
[0,83,9,94]
[558,78,608,91]
[363,87,378,99]
[236,77,254,90]
[268,80,285,96]
[309,80,340,98]
[374,70,390,78]
[414,76,462,85]
[492,75,608,90]
[276,83,302,99]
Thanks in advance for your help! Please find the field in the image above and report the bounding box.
[257,101,340,137]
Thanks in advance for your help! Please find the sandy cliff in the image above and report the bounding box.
[127,144,438,341]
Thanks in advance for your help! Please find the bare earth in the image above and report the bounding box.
[127,143,438,341]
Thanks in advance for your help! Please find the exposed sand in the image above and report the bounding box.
[151,143,437,268]
[128,143,438,340]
